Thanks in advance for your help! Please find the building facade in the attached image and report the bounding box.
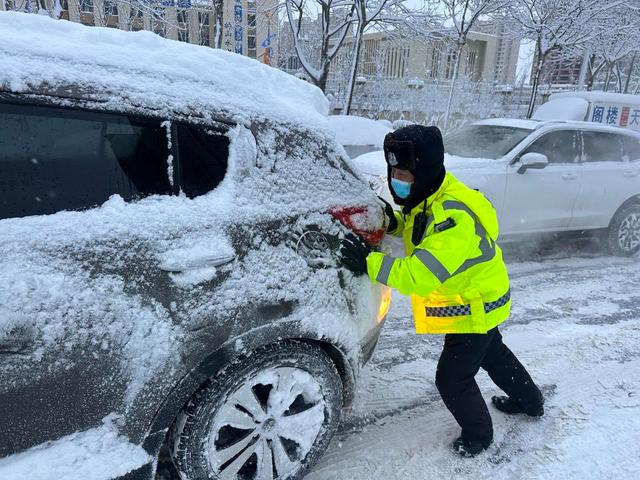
[474,19,520,85]
[1,0,278,66]
[328,21,521,93]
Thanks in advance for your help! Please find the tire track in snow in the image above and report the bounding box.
[309,320,640,480]
[309,253,640,479]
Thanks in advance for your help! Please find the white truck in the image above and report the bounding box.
[534,92,640,132]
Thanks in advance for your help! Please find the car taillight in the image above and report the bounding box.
[329,205,386,247]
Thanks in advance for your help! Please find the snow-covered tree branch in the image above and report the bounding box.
[441,0,510,131]
[509,0,627,118]
[283,0,357,92]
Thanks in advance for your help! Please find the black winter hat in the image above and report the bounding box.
[384,125,446,211]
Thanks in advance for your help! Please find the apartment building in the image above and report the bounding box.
[474,19,520,85]
[1,0,278,65]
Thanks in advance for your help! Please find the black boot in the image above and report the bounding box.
[452,436,492,458]
[491,395,544,417]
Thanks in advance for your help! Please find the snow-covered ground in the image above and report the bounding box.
[306,240,640,480]
[152,240,640,480]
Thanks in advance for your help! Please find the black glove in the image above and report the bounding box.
[339,233,372,276]
[379,196,398,233]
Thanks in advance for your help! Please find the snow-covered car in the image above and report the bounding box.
[327,115,392,159]
[353,118,640,256]
[0,13,390,480]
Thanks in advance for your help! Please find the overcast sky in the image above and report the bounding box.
[517,39,535,84]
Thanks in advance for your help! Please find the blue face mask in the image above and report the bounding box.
[391,178,412,199]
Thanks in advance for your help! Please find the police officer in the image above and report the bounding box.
[340,125,544,457]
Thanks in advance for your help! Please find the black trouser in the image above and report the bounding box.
[435,326,543,445]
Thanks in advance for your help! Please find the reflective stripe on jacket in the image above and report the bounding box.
[366,172,511,334]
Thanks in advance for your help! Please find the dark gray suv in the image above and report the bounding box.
[0,14,390,480]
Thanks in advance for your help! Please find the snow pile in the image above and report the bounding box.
[0,11,329,131]
[350,151,387,176]
[533,97,590,122]
[0,416,151,480]
[328,115,392,147]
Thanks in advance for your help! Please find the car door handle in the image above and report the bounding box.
[159,255,236,273]
[624,171,639,178]
[561,173,578,180]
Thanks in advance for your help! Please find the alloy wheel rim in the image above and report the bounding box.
[618,212,640,252]
[207,367,326,480]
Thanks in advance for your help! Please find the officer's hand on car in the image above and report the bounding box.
[339,233,372,276]
[378,196,398,232]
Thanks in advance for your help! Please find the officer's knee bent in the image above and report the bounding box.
[435,367,458,393]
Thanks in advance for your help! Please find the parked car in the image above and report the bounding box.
[0,13,390,480]
[327,115,392,159]
[354,118,640,256]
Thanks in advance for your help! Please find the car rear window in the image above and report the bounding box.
[622,135,640,161]
[582,131,624,162]
[0,103,172,220]
[444,125,533,159]
[175,123,229,198]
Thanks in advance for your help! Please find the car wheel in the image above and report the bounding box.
[169,341,342,480]
[608,203,640,257]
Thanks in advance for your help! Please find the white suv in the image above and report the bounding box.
[354,118,640,256]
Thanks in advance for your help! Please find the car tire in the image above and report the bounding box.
[169,341,342,480]
[608,203,640,257]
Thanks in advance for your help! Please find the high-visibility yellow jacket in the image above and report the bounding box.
[366,173,511,334]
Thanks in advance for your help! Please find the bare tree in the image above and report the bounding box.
[341,0,410,114]
[284,0,356,92]
[582,2,639,92]
[509,0,624,118]
[440,0,509,131]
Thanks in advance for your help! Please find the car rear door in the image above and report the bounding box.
[0,101,178,457]
[503,129,582,234]
[569,130,633,230]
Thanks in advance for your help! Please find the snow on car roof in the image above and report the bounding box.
[533,96,590,122]
[550,91,640,106]
[0,11,329,130]
[473,118,540,129]
[328,115,392,147]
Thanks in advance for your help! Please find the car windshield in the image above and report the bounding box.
[444,124,533,159]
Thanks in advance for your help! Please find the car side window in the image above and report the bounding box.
[0,103,172,220]
[176,123,229,198]
[622,135,640,162]
[522,130,580,164]
[581,131,624,162]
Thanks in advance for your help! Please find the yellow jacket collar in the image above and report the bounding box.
[407,172,453,215]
